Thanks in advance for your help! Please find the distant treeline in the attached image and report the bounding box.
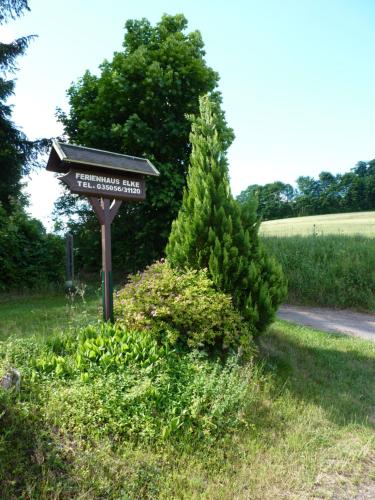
[237,160,375,220]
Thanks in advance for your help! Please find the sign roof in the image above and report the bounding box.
[46,139,159,177]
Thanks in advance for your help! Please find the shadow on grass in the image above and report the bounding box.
[259,322,375,428]
[0,390,74,497]
[0,388,166,499]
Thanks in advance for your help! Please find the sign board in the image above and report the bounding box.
[59,168,146,201]
[46,140,159,322]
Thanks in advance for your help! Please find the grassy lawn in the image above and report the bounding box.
[1,295,374,498]
[0,291,100,342]
[260,211,375,237]
[167,322,375,499]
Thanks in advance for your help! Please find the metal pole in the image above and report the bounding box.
[101,198,113,322]
[65,233,74,290]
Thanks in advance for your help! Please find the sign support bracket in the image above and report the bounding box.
[88,197,122,322]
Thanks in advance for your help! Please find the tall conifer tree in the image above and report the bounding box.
[166,95,286,336]
[0,0,37,210]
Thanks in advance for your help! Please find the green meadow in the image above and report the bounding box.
[263,234,375,311]
[1,294,374,498]
[260,212,375,311]
[260,211,375,237]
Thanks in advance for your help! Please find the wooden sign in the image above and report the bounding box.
[46,140,159,322]
[59,168,146,201]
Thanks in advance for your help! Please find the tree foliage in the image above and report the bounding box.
[114,260,249,352]
[238,160,375,220]
[0,1,63,291]
[0,0,39,210]
[0,201,64,290]
[166,96,286,337]
[0,0,29,23]
[237,181,295,221]
[56,14,229,272]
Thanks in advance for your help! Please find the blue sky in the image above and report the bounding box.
[4,0,375,227]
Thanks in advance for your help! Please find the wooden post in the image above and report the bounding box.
[89,197,122,322]
[65,232,74,290]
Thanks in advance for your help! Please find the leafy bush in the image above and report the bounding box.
[0,202,64,291]
[1,337,46,379]
[33,322,170,378]
[9,322,262,446]
[46,352,260,445]
[114,260,252,352]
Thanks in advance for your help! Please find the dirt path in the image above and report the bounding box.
[278,305,375,341]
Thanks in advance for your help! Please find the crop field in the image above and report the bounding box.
[260,211,375,237]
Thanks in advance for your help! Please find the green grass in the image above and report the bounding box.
[263,234,375,311]
[1,295,374,498]
[260,211,375,237]
[0,291,100,342]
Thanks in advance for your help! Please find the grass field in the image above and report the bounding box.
[260,211,375,237]
[1,294,374,498]
[0,291,100,342]
[263,234,375,311]
[260,211,375,311]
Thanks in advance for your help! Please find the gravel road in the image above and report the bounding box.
[278,305,375,342]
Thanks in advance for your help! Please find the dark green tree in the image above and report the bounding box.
[0,0,29,22]
[166,95,286,337]
[56,14,227,272]
[238,158,375,223]
[0,1,62,291]
[0,0,38,210]
[238,181,295,220]
[0,200,64,290]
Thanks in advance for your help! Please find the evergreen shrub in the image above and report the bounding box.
[114,260,251,352]
[166,96,287,337]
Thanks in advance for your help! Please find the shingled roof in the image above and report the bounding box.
[46,140,159,176]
